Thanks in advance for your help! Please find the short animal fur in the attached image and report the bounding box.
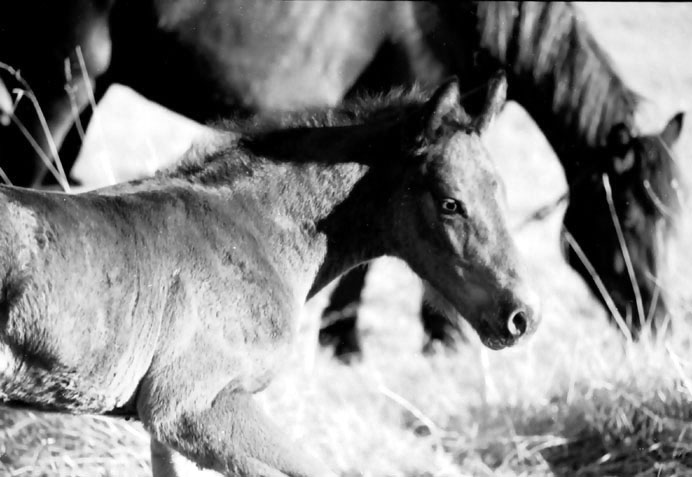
[0,76,539,476]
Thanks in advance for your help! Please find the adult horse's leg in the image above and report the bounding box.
[320,265,469,359]
[140,385,336,477]
[420,302,466,354]
[47,82,113,189]
[318,264,369,362]
[420,283,467,354]
[0,0,113,187]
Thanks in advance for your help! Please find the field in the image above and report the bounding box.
[1,3,692,477]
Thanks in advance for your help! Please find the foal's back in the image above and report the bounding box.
[0,179,298,414]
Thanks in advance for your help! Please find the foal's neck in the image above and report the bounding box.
[173,129,395,302]
[251,160,389,302]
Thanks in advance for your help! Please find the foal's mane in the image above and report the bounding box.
[163,87,438,182]
[223,86,431,132]
[475,2,640,145]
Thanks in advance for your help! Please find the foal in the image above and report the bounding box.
[0,75,539,476]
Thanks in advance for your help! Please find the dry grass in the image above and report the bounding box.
[1,3,692,477]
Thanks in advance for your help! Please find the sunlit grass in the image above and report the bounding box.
[256,248,692,477]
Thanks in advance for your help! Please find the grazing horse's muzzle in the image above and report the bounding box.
[478,285,541,350]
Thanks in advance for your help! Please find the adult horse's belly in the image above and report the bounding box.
[133,0,392,112]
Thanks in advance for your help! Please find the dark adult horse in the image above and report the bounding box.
[0,76,539,476]
[0,1,684,357]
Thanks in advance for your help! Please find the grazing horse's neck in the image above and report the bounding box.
[472,2,639,181]
[511,77,635,182]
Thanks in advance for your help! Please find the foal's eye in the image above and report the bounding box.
[440,198,466,217]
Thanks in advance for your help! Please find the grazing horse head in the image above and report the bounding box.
[564,113,684,334]
[388,74,540,349]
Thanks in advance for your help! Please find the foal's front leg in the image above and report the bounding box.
[140,384,336,477]
[151,438,223,477]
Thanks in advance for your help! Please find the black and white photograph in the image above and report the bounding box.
[0,2,690,476]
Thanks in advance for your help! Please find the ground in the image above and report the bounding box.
[1,3,691,477]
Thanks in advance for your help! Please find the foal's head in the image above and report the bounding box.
[389,74,540,349]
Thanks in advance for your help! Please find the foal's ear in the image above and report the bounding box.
[423,78,470,140]
[661,112,684,147]
[473,71,507,133]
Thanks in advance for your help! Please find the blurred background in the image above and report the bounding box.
[0,2,691,476]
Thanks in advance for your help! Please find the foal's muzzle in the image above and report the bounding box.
[507,308,529,337]
[481,285,541,350]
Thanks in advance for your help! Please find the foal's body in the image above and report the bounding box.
[0,177,297,408]
[0,152,375,474]
[0,77,539,476]
[0,148,376,403]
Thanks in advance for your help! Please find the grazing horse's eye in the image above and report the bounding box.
[440,198,466,217]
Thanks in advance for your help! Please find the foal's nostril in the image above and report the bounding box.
[507,309,528,337]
